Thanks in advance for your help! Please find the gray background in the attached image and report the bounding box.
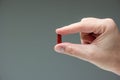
[0,0,120,80]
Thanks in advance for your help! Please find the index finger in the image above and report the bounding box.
[56,18,102,35]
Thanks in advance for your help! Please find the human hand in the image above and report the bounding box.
[54,17,120,75]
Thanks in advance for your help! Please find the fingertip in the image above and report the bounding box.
[54,42,71,53]
[55,28,58,33]
[55,28,62,34]
[54,44,59,51]
[54,43,65,53]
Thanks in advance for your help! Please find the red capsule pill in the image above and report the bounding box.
[57,34,62,44]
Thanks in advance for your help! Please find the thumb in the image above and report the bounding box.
[54,42,95,61]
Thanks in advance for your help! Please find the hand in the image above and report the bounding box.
[54,17,120,75]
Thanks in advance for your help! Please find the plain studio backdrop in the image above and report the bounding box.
[0,0,120,80]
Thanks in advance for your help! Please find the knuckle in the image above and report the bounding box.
[104,18,117,30]
[81,17,91,22]
[81,18,87,21]
[104,18,115,26]
[104,18,114,22]
[65,46,76,55]
[81,17,97,22]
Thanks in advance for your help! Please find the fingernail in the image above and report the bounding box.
[55,46,65,53]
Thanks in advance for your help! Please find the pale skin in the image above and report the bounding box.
[54,17,120,75]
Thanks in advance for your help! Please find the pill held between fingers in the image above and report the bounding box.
[57,34,62,44]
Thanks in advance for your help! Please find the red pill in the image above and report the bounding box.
[57,34,62,44]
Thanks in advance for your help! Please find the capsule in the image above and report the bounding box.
[57,34,62,44]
